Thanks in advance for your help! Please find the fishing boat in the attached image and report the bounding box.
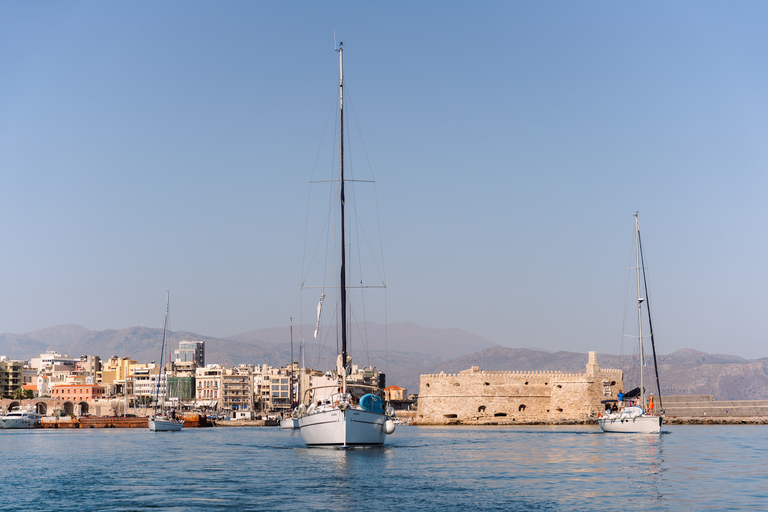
[0,406,42,429]
[296,42,395,447]
[148,292,183,432]
[599,213,663,434]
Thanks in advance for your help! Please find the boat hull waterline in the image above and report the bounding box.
[598,414,662,433]
[298,408,388,447]
[148,417,183,432]
[0,411,42,429]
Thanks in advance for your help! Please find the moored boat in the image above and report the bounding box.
[0,406,42,429]
[149,292,183,432]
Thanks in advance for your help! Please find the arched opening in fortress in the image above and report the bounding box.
[519,404,526,412]
[478,406,486,413]
[63,402,74,415]
[8,401,20,411]
[78,402,89,415]
[36,402,47,415]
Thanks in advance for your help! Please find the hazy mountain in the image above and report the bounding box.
[431,346,768,401]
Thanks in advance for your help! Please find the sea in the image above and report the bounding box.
[1,424,766,511]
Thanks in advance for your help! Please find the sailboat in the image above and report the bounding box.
[296,42,395,447]
[280,317,299,430]
[148,291,184,432]
[598,213,663,434]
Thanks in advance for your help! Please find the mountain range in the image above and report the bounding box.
[2,323,766,400]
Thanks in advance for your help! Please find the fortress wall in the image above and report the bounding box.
[417,355,624,425]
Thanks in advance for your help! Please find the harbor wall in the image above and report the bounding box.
[661,395,768,419]
[416,351,624,425]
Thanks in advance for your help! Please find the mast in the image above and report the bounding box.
[154,291,169,415]
[289,317,294,407]
[299,334,304,406]
[635,213,645,408]
[337,42,348,395]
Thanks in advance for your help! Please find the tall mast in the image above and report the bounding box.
[299,334,304,405]
[337,42,347,394]
[635,213,645,407]
[154,291,169,415]
[289,317,294,407]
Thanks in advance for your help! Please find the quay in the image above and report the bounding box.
[38,413,213,429]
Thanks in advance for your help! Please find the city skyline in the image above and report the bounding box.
[2,3,766,359]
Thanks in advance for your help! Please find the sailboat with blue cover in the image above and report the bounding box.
[296,42,395,447]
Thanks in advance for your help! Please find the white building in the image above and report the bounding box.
[133,364,166,406]
[195,364,222,409]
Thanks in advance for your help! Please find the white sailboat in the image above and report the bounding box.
[148,291,183,432]
[280,317,299,430]
[296,42,395,447]
[599,213,663,434]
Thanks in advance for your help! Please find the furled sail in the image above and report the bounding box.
[313,293,325,339]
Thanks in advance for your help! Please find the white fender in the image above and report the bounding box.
[383,419,396,435]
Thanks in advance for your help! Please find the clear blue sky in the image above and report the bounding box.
[1,2,766,359]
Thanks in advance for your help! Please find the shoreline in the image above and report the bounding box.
[412,416,768,426]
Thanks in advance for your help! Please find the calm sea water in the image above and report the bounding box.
[1,424,766,511]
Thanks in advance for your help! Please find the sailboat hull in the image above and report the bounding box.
[148,417,183,432]
[598,414,662,433]
[298,408,387,447]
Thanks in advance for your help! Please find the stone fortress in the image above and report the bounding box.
[416,351,624,424]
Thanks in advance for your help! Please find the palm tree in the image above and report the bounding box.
[12,387,25,401]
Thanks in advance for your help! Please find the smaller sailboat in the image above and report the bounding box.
[148,291,183,432]
[599,213,663,434]
[280,317,299,430]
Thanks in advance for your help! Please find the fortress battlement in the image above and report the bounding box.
[416,351,625,425]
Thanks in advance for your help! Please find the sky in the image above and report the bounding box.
[1,2,766,359]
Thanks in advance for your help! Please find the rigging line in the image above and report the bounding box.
[346,83,389,375]
[345,84,386,283]
[638,227,663,411]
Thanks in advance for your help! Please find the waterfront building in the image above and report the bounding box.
[29,352,77,373]
[98,356,137,394]
[0,358,23,396]
[76,355,101,379]
[50,383,105,415]
[174,340,205,367]
[195,364,222,410]
[22,365,37,387]
[221,365,253,413]
[133,364,165,406]
[416,351,624,425]
[384,385,407,401]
